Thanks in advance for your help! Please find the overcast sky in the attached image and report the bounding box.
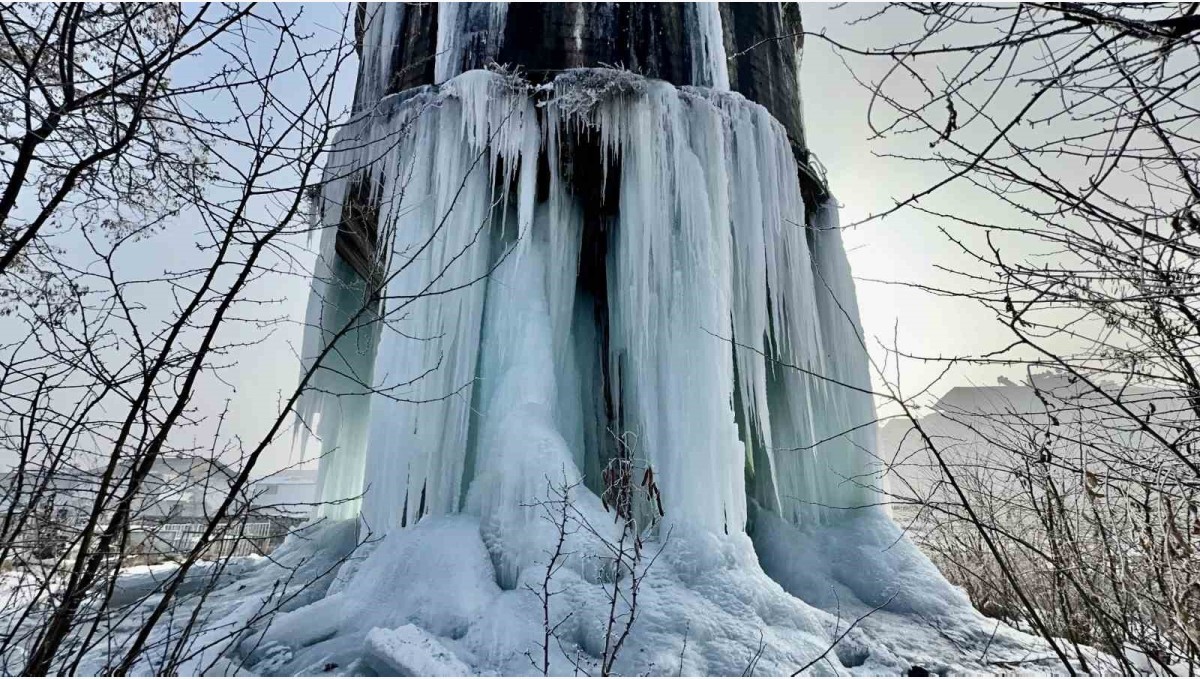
[802,4,1019,399]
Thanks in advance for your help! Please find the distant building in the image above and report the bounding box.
[3,456,314,564]
[877,372,1159,525]
[248,468,318,519]
[1,464,111,560]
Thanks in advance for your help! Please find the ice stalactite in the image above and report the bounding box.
[298,66,881,541]
[434,3,509,84]
[351,3,404,112]
[294,193,380,522]
[689,3,731,91]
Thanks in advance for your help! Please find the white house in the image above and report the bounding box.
[248,468,319,520]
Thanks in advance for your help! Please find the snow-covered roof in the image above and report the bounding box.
[255,468,318,486]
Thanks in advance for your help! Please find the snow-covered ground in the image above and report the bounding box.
[0,510,1115,677]
[233,512,1085,676]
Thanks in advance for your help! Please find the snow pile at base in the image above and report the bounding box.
[20,512,1109,676]
[173,510,1073,677]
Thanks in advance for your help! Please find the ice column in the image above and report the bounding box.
[299,69,880,537]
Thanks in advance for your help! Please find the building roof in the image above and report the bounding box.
[256,468,318,486]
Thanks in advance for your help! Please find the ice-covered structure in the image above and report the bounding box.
[301,0,875,539]
[257,3,1069,675]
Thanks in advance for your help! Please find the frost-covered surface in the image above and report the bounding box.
[365,625,473,676]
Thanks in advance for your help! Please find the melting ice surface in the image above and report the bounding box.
[236,66,1076,676]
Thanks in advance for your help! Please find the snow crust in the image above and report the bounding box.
[365,625,472,676]
[150,510,1063,677]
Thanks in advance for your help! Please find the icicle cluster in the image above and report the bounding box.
[297,64,880,541]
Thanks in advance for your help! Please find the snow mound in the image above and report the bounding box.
[365,625,472,676]
[194,513,1070,677]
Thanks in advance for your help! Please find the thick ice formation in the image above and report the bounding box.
[690,3,731,91]
[299,67,880,540]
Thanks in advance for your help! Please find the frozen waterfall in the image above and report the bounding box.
[297,65,880,540]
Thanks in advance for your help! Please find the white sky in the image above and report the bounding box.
[801,4,1022,402]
